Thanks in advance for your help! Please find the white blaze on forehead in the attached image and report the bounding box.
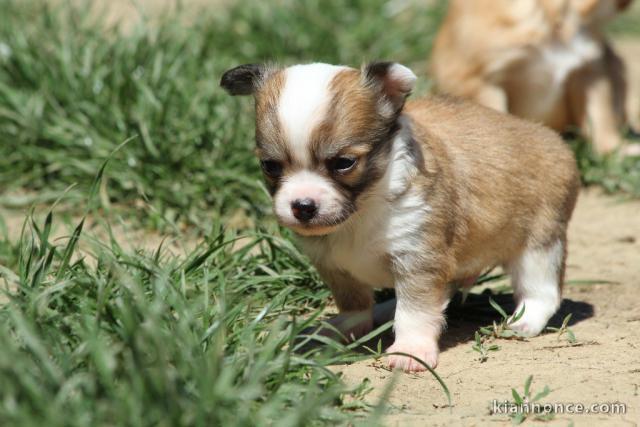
[277,63,348,165]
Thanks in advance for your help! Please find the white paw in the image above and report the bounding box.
[509,299,556,337]
[386,339,439,372]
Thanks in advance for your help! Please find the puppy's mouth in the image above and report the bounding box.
[278,210,354,237]
[289,223,341,236]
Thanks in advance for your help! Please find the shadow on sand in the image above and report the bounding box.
[296,290,594,356]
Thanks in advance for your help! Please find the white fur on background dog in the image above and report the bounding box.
[543,31,601,86]
[528,30,602,118]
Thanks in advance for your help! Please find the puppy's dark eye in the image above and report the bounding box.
[329,156,357,173]
[260,160,283,178]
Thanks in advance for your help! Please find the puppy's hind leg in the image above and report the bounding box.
[507,239,565,337]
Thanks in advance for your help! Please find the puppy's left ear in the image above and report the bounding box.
[220,63,266,96]
[362,61,417,116]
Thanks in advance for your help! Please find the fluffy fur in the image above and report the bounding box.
[221,61,580,372]
[430,0,637,155]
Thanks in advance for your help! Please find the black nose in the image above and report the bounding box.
[291,198,318,222]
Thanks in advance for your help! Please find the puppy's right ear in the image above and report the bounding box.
[220,64,265,96]
[362,61,416,118]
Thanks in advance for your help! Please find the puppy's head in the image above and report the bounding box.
[221,62,416,236]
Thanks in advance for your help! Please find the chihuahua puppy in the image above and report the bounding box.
[431,0,637,155]
[221,62,579,371]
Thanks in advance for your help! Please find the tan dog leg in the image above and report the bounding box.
[627,75,640,133]
[569,46,627,155]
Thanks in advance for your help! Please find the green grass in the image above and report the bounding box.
[570,137,640,196]
[0,0,638,225]
[507,376,554,424]
[0,0,445,229]
[0,0,639,425]
[0,203,400,426]
[608,1,640,35]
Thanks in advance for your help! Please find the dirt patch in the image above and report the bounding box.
[0,203,198,262]
[334,188,640,426]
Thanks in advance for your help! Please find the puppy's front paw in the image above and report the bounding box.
[509,318,543,337]
[386,339,439,372]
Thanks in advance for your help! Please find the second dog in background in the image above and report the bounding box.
[431,0,639,155]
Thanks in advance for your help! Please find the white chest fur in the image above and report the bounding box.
[298,129,430,288]
[541,30,601,86]
[534,30,601,116]
[511,29,602,121]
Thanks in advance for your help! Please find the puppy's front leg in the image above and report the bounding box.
[317,267,375,342]
[386,270,449,372]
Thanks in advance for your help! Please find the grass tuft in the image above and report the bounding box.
[0,208,389,426]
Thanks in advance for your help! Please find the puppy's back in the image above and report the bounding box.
[407,96,576,169]
[406,96,579,236]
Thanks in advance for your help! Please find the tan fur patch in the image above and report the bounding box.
[307,69,390,188]
[254,70,288,162]
[403,96,579,280]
